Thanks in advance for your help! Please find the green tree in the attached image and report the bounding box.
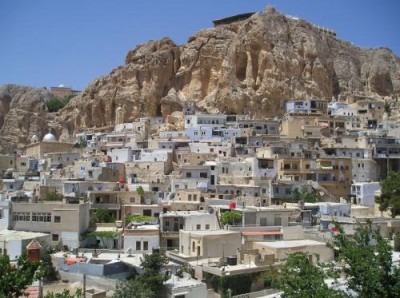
[113,252,169,298]
[221,210,242,225]
[384,100,391,116]
[44,289,82,298]
[140,252,168,272]
[46,192,63,201]
[330,222,400,297]
[46,95,74,113]
[0,254,45,297]
[87,231,121,249]
[38,240,58,282]
[91,207,115,223]
[278,252,347,298]
[124,214,154,224]
[376,171,400,217]
[293,187,318,203]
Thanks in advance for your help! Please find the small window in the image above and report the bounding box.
[136,241,141,251]
[54,216,61,223]
[143,241,148,251]
[196,224,201,230]
[52,234,59,241]
[205,224,210,230]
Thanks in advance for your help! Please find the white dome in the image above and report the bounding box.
[43,133,57,142]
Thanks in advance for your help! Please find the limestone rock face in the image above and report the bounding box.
[0,84,55,153]
[1,7,400,153]
[56,7,399,136]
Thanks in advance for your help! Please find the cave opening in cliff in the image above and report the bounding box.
[235,52,248,81]
[156,103,162,117]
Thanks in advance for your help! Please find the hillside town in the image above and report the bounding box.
[1,91,400,297]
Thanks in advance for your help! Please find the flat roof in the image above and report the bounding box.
[242,231,282,236]
[184,229,239,236]
[161,211,211,217]
[164,275,204,289]
[0,229,49,242]
[254,239,326,249]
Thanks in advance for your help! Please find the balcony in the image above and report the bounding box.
[160,230,180,238]
[91,203,121,210]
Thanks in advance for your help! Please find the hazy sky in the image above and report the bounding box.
[1,0,399,91]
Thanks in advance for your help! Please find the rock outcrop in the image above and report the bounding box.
[0,84,56,153]
[1,7,400,153]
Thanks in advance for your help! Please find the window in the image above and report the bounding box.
[136,241,141,251]
[205,224,210,230]
[13,212,30,222]
[192,241,196,252]
[52,234,59,241]
[32,213,52,222]
[196,224,201,230]
[143,241,148,251]
[260,218,268,226]
[54,216,61,223]
[186,172,192,178]
[199,172,208,178]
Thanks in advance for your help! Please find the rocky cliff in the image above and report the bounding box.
[1,7,400,153]
[0,84,56,153]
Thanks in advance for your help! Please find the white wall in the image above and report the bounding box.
[123,234,159,253]
[61,231,80,249]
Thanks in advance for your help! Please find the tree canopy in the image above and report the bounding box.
[329,222,400,297]
[377,171,400,217]
[91,207,115,223]
[113,252,169,298]
[0,254,44,297]
[278,252,346,298]
[279,222,400,298]
[221,210,242,225]
[124,214,154,224]
[293,187,318,203]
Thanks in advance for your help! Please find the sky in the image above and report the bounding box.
[0,0,399,91]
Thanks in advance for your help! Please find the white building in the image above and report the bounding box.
[110,148,133,163]
[0,195,11,228]
[351,182,381,207]
[0,229,50,260]
[123,223,160,253]
[163,274,208,298]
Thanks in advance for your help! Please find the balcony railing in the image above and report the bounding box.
[91,203,121,210]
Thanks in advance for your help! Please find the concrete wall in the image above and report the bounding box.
[123,234,159,253]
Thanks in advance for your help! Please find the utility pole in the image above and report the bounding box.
[83,274,86,298]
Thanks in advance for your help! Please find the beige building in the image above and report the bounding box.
[50,86,80,98]
[11,200,90,249]
[25,142,73,159]
[179,229,241,258]
[0,155,15,177]
[253,239,334,263]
